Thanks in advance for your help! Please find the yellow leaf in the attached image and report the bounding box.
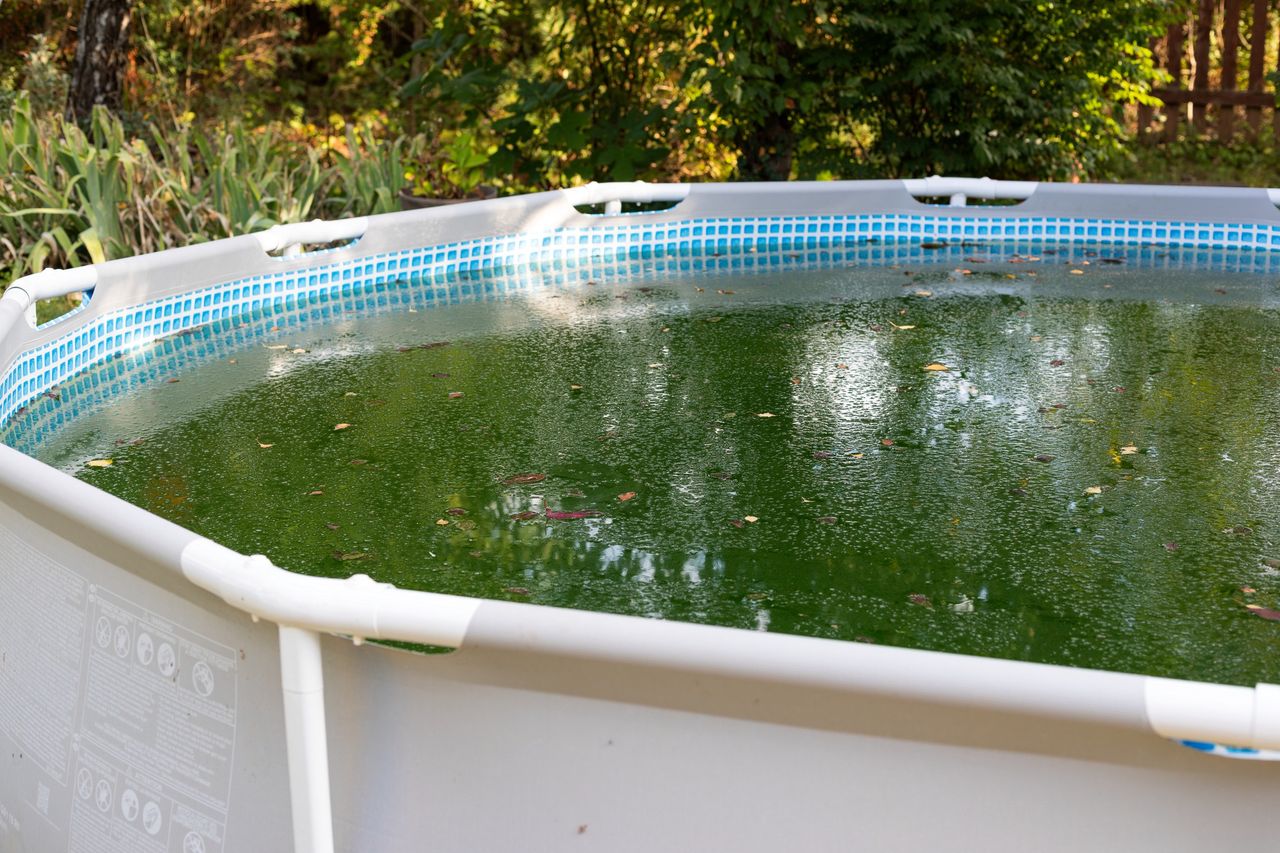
[435,518,450,526]
[744,515,759,523]
[914,290,933,297]
[334,423,351,431]
[291,348,307,354]
[890,323,916,330]
[647,362,663,368]
[851,452,864,459]
[257,441,274,449]
[756,412,776,418]
[923,363,950,372]
[86,459,113,467]
[1120,445,1138,455]
[1084,486,1103,495]
[1069,269,1084,275]
[570,384,583,391]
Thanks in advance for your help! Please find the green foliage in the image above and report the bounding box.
[0,95,430,285]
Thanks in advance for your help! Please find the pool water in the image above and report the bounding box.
[18,253,1280,685]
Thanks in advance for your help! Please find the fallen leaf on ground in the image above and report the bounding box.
[923,363,950,371]
[503,473,546,485]
[430,372,449,379]
[86,459,113,468]
[617,492,637,502]
[545,509,604,520]
[334,423,351,431]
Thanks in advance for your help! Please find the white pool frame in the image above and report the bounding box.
[3,177,1280,853]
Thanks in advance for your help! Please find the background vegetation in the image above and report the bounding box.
[0,0,1272,288]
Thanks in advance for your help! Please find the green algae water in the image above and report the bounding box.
[16,253,1280,685]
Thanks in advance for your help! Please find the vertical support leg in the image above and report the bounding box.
[279,625,335,853]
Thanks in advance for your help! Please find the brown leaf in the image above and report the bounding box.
[617,491,637,502]
[1163,542,1179,552]
[324,522,340,530]
[812,451,833,460]
[448,391,464,399]
[881,438,894,447]
[1049,358,1065,367]
[1245,604,1280,622]
[503,473,546,485]
[817,516,837,524]
[1032,454,1054,463]
[908,593,932,608]
[505,587,531,596]
[728,519,746,529]
[445,508,468,516]
[510,510,540,521]
[332,551,368,561]
[333,423,351,431]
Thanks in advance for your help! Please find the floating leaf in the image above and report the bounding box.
[881,438,894,447]
[836,363,849,369]
[334,423,351,431]
[1246,604,1280,622]
[812,451,832,460]
[510,510,540,521]
[257,441,274,449]
[324,522,340,530]
[1163,542,1179,552]
[1242,586,1257,594]
[430,372,449,379]
[291,348,307,355]
[648,362,664,368]
[744,515,759,523]
[1264,558,1280,569]
[1120,445,1138,455]
[308,490,324,496]
[1032,454,1054,463]
[756,412,776,418]
[717,289,735,295]
[344,391,358,397]
[448,391,464,399]
[617,491,637,502]
[728,519,745,529]
[545,509,603,520]
[817,516,838,524]
[445,508,468,516]
[86,459,113,468]
[923,363,949,371]
[349,459,368,466]
[265,344,289,350]
[851,452,865,459]
[709,471,733,480]
[908,593,932,608]
[570,384,583,391]
[1223,525,1254,536]
[1069,269,1084,275]
[920,241,948,250]
[332,551,367,561]
[503,473,546,485]
[455,519,477,531]
[1084,486,1103,495]
[890,323,916,330]
[420,341,450,349]
[435,518,450,526]
[505,587,531,596]
[913,290,933,297]
[1049,359,1065,367]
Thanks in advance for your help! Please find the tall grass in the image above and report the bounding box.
[0,95,431,286]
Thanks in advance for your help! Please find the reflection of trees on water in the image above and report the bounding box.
[85,288,1280,685]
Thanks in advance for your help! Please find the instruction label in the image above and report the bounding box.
[69,587,237,853]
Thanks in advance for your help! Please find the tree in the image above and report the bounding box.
[66,0,133,125]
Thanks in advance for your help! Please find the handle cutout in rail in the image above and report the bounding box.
[265,237,361,258]
[573,199,684,216]
[35,289,91,329]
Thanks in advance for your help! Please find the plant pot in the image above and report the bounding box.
[398,184,498,210]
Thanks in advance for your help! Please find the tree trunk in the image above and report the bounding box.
[736,111,797,181]
[66,0,133,125]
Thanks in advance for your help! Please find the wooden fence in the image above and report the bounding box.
[1138,0,1280,141]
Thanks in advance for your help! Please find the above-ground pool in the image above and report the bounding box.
[4,178,1280,852]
